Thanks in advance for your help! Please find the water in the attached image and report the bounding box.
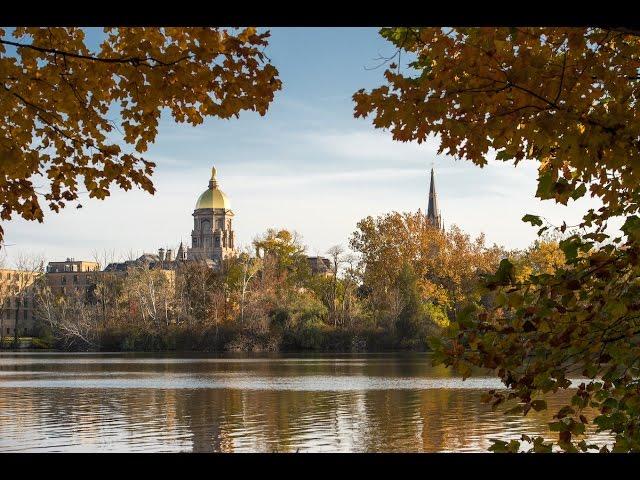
[0,352,612,452]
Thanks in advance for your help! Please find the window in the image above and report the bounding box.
[73,275,78,284]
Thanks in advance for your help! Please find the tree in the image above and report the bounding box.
[253,228,310,289]
[350,211,503,320]
[354,27,640,452]
[9,252,44,347]
[340,252,362,328]
[225,248,262,324]
[35,282,98,350]
[124,264,175,327]
[175,260,223,327]
[92,249,121,325]
[325,245,345,326]
[0,27,281,243]
[511,235,566,282]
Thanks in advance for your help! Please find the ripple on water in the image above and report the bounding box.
[0,354,615,452]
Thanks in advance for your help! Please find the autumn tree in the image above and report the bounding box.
[0,27,281,244]
[175,260,219,326]
[350,211,502,319]
[324,245,344,326]
[511,235,567,282]
[224,248,262,325]
[354,27,640,452]
[253,229,310,290]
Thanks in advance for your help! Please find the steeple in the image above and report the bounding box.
[176,241,187,261]
[427,167,443,231]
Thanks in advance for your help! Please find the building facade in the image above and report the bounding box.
[0,269,40,337]
[45,259,100,298]
[307,256,333,276]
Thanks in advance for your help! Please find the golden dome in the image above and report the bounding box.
[195,166,231,210]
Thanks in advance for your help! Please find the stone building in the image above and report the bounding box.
[307,256,333,276]
[105,249,177,273]
[104,251,176,284]
[0,269,40,337]
[187,166,236,268]
[45,259,100,298]
[426,167,444,231]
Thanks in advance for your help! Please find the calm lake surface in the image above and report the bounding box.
[0,352,612,452]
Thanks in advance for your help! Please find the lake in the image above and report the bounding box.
[0,352,612,452]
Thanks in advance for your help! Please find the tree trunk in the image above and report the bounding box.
[0,304,5,349]
[13,295,21,349]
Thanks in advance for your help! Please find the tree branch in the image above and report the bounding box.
[0,39,192,67]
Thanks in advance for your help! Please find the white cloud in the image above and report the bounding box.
[1,122,617,268]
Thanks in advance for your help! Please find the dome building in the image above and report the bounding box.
[186,166,236,267]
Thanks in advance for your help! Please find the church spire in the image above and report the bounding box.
[427,166,443,230]
[176,240,187,261]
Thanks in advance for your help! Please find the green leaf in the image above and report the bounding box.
[536,170,555,200]
[522,214,543,227]
[495,259,516,285]
[559,236,581,261]
[621,215,640,241]
[570,183,587,200]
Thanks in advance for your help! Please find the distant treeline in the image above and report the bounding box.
[32,211,564,352]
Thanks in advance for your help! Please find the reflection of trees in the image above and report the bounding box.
[0,355,614,452]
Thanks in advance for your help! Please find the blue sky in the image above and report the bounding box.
[2,27,608,267]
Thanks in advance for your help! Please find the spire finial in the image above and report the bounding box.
[209,165,218,188]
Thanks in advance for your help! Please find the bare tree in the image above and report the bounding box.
[237,249,262,325]
[35,285,98,350]
[326,245,345,327]
[91,248,119,271]
[10,252,45,348]
[0,248,7,348]
[341,252,361,327]
[92,249,121,326]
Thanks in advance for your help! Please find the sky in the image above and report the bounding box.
[2,27,612,267]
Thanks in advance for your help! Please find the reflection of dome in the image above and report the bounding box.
[195,166,231,210]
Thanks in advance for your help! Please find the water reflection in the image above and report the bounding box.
[0,353,613,452]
